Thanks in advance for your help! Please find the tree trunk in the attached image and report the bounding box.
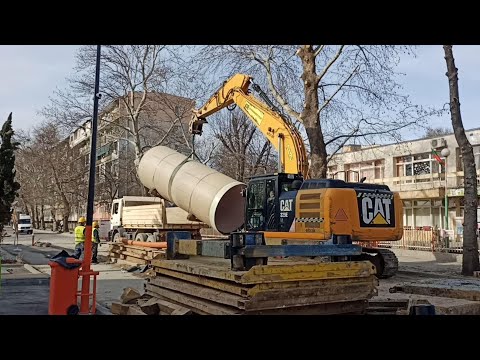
[443,45,479,276]
[62,199,70,233]
[63,214,69,233]
[29,205,36,228]
[35,205,40,230]
[51,210,57,231]
[40,204,45,230]
[297,45,328,178]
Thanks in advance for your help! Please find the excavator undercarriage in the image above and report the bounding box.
[357,248,399,279]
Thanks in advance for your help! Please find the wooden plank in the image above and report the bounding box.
[139,298,160,315]
[151,258,374,284]
[392,283,480,302]
[148,277,245,308]
[151,257,246,283]
[145,284,239,315]
[120,255,149,265]
[247,300,367,315]
[154,267,251,297]
[127,306,147,315]
[110,302,131,315]
[145,292,210,315]
[242,281,376,311]
[246,278,377,300]
[171,308,192,315]
[110,245,163,259]
[151,299,185,314]
[121,287,142,304]
[109,249,149,260]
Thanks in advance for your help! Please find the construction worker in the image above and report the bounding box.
[73,217,86,259]
[92,221,100,264]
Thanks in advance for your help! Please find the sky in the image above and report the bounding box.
[0,45,478,137]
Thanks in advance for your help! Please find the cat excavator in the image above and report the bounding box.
[190,74,402,278]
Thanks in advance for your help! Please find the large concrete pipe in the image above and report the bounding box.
[137,146,246,234]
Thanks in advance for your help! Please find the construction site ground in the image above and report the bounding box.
[1,228,480,315]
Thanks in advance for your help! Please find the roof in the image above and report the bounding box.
[334,126,480,156]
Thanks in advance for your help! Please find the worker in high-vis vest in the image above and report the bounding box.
[73,217,86,259]
[92,221,100,264]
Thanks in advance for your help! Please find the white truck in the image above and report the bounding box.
[108,196,208,243]
[13,214,33,234]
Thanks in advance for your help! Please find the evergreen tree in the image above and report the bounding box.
[0,113,20,240]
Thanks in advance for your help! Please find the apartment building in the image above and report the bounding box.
[328,128,480,238]
[46,91,194,228]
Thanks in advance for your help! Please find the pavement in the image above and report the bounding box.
[0,228,477,315]
[0,228,145,315]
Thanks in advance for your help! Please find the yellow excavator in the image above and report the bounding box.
[190,74,403,278]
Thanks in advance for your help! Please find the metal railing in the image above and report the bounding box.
[362,227,479,254]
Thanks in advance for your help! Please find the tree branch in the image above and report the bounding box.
[262,57,302,121]
[313,45,325,58]
[318,65,359,115]
[316,45,345,84]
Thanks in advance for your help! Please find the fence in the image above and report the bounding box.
[361,227,478,253]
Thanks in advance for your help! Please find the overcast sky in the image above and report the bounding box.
[0,45,478,138]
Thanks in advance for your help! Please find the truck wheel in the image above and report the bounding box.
[135,233,148,242]
[113,232,121,243]
[146,234,156,242]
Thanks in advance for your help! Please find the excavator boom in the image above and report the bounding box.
[190,74,309,177]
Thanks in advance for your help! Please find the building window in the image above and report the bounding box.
[395,152,444,184]
[344,160,385,182]
[402,199,444,228]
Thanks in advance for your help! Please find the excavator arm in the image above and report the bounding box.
[190,74,309,177]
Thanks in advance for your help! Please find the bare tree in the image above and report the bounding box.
[423,126,452,139]
[443,45,479,276]
[42,46,203,158]
[21,122,86,232]
[15,130,51,229]
[206,109,277,182]
[41,45,209,197]
[192,45,442,178]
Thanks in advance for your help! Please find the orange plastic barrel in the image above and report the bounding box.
[48,258,83,315]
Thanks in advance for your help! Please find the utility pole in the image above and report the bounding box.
[79,45,101,314]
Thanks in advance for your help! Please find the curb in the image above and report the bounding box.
[23,263,43,274]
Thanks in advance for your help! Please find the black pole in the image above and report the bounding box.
[86,45,102,231]
[79,44,101,314]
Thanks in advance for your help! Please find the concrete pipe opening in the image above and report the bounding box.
[210,183,246,234]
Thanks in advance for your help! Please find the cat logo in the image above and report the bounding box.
[356,191,395,228]
[280,199,293,212]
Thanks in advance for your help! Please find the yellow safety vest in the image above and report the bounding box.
[92,228,99,244]
[74,226,86,244]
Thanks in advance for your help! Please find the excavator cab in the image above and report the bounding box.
[245,173,303,232]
